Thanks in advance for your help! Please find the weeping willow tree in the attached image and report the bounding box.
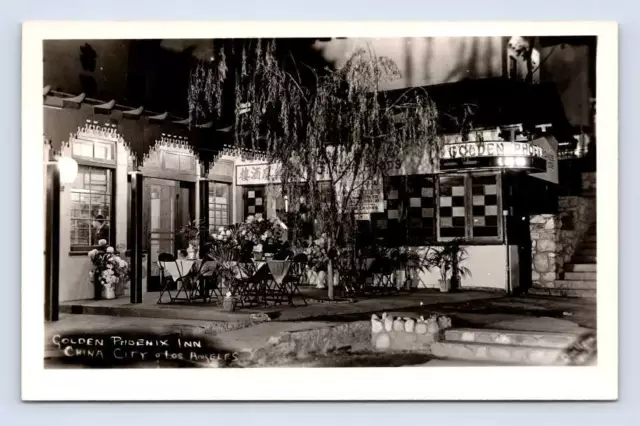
[189,39,441,299]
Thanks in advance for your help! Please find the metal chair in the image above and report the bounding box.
[157,252,195,304]
[157,252,179,304]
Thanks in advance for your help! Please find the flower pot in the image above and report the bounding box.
[439,279,451,293]
[222,296,237,312]
[101,285,116,300]
[316,271,327,289]
[186,244,197,260]
[395,270,406,289]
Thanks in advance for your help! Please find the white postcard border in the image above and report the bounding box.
[22,21,618,401]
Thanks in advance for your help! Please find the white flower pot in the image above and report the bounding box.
[187,244,197,260]
[102,286,116,300]
[316,271,327,289]
[439,279,451,293]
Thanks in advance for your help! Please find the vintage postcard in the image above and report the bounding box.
[22,21,618,401]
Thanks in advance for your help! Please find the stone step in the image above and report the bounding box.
[572,255,597,263]
[564,263,596,272]
[444,328,578,349]
[563,271,597,281]
[529,287,596,298]
[430,341,566,365]
[551,280,597,290]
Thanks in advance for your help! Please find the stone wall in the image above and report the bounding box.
[530,172,596,288]
[371,313,452,352]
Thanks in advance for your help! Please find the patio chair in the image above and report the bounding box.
[157,252,180,304]
[281,253,308,306]
[194,255,221,303]
[369,257,396,295]
[157,252,196,304]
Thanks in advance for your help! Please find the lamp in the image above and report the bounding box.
[56,156,79,184]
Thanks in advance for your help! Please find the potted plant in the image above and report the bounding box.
[88,240,129,299]
[387,246,431,290]
[427,239,471,293]
[179,219,204,259]
[222,291,237,312]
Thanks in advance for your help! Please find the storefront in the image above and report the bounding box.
[231,129,559,293]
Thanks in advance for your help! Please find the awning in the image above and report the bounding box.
[43,95,231,171]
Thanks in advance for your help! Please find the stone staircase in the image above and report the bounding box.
[430,328,584,365]
[530,225,597,298]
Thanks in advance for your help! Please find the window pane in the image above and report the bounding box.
[70,219,91,245]
[70,165,112,248]
[72,140,93,158]
[438,176,467,239]
[470,174,499,238]
[94,142,113,160]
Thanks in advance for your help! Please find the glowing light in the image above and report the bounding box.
[504,157,515,167]
[515,157,526,167]
[57,156,78,184]
[497,157,504,166]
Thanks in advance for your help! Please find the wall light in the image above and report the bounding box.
[515,157,526,167]
[56,156,79,184]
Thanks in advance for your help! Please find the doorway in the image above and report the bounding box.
[143,178,195,291]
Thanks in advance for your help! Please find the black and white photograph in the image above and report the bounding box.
[22,22,617,401]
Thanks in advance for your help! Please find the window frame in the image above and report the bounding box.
[436,172,504,244]
[68,136,117,254]
[68,162,117,253]
[208,181,232,231]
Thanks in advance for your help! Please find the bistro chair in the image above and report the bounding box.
[157,252,179,304]
[157,252,195,304]
[281,253,308,305]
[369,257,396,295]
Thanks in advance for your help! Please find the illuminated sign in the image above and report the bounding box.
[442,141,544,160]
[439,141,547,173]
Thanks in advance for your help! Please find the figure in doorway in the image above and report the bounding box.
[91,214,110,245]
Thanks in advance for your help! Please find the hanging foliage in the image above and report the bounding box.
[188,39,441,296]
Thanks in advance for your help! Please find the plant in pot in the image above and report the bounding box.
[88,240,129,299]
[427,239,471,293]
[179,219,204,259]
[386,246,431,290]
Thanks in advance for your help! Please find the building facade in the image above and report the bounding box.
[43,36,597,302]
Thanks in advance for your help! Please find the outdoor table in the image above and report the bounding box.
[159,259,195,282]
[157,259,201,303]
[263,260,293,305]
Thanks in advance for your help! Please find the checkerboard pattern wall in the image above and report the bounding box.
[438,176,467,238]
[243,185,265,220]
[470,175,499,238]
[377,175,436,245]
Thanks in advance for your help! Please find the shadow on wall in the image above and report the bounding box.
[312,37,505,91]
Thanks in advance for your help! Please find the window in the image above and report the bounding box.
[437,173,502,242]
[70,166,113,251]
[71,138,115,161]
[378,173,502,245]
[209,182,231,230]
[377,175,437,246]
[243,186,266,220]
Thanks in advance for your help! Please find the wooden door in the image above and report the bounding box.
[144,178,178,290]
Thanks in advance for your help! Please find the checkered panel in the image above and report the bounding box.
[377,175,436,245]
[244,185,265,220]
[470,175,499,237]
[438,176,466,238]
[405,175,436,245]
